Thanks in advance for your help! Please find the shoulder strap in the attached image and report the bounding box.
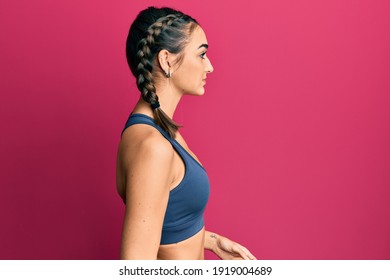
[122,113,173,143]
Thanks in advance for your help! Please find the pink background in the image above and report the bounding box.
[1,0,389,259]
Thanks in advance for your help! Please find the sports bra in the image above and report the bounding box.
[122,113,210,245]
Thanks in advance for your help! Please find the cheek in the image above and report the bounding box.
[185,60,201,74]
[178,60,203,82]
[191,61,205,80]
[172,57,206,92]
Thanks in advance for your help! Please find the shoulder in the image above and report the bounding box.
[138,133,174,161]
[120,124,174,167]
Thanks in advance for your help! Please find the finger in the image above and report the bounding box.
[233,245,250,260]
[241,246,257,260]
[237,245,256,260]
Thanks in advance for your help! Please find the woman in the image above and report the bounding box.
[116,6,256,260]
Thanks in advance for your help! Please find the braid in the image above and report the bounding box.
[136,15,178,106]
[135,15,182,138]
[136,37,156,104]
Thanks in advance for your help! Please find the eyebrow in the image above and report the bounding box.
[198,44,208,49]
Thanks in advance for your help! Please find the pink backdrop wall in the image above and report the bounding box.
[1,0,389,259]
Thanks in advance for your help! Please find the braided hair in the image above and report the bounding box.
[126,7,199,138]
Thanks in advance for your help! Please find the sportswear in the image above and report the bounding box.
[122,113,210,244]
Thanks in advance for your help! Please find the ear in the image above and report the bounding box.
[157,49,171,73]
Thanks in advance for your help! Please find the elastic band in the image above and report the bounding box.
[151,101,160,110]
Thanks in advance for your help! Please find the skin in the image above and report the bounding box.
[116,26,256,260]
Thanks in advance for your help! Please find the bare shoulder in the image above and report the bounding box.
[120,124,174,163]
[116,124,175,199]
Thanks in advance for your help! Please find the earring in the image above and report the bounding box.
[165,69,171,78]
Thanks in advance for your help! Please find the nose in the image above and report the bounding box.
[206,57,214,73]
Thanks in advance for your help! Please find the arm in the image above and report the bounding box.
[120,136,174,259]
[204,230,257,260]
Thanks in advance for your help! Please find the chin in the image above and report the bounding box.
[197,89,206,96]
[197,85,207,95]
[185,88,205,96]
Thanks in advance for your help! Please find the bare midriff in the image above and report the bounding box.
[157,227,205,260]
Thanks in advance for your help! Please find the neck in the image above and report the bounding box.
[156,85,182,118]
[133,80,182,119]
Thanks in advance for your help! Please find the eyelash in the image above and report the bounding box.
[200,52,207,59]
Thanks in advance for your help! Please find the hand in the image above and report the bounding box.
[211,234,257,260]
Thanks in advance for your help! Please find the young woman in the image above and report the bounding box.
[116,6,256,260]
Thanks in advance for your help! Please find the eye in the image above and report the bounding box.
[200,51,207,59]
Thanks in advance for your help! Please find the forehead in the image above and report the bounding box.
[187,26,208,50]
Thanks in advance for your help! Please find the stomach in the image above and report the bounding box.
[157,227,205,260]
